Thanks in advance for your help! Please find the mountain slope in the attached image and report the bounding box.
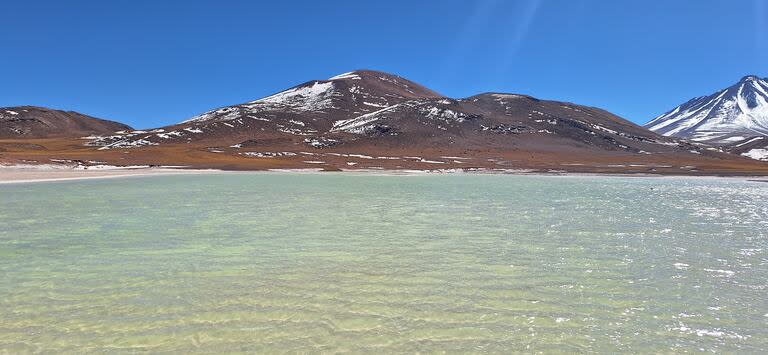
[645,75,768,143]
[86,70,444,149]
[327,92,676,152]
[0,106,131,139]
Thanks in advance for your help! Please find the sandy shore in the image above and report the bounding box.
[0,166,227,184]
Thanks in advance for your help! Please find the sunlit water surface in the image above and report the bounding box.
[0,174,766,353]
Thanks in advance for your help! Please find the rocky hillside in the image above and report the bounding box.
[86,70,705,158]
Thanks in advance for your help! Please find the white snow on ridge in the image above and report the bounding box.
[331,104,401,133]
[328,71,362,81]
[182,106,241,124]
[156,131,183,139]
[733,136,765,147]
[256,81,335,106]
[490,93,526,100]
[363,101,388,108]
[97,139,158,150]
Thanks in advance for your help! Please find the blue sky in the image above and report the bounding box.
[1,0,766,129]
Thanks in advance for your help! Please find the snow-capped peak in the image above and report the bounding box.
[740,75,762,83]
[645,75,768,143]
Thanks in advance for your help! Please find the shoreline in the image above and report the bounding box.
[0,166,227,184]
[2,165,768,184]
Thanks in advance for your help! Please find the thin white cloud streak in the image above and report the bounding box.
[441,0,541,85]
[441,0,501,75]
[498,0,542,77]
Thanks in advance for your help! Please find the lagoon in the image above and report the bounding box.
[0,173,766,352]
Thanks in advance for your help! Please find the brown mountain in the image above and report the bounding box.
[88,70,682,152]
[0,106,131,139]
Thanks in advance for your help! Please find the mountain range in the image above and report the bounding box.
[1,70,767,175]
[87,70,684,153]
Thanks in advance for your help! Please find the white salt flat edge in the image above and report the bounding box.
[2,164,767,184]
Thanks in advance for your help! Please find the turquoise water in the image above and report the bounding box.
[0,173,766,353]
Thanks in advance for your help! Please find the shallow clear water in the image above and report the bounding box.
[0,173,766,353]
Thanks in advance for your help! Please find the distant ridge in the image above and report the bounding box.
[0,106,131,139]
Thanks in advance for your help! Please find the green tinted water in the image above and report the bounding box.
[0,174,766,353]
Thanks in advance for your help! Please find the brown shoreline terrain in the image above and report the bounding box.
[2,70,768,177]
[2,137,768,177]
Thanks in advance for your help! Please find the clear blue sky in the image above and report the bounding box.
[1,0,766,129]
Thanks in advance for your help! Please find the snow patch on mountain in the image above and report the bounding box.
[256,81,334,106]
[741,149,768,161]
[182,81,338,124]
[246,81,337,112]
[183,106,242,124]
[328,72,362,81]
[331,104,402,133]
